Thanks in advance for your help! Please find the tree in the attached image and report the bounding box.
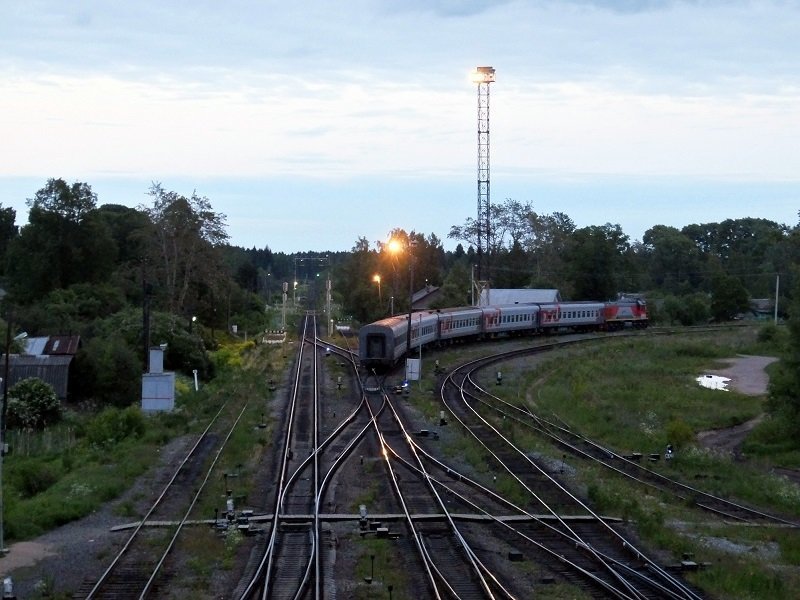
[6,179,116,302]
[71,337,141,407]
[710,273,749,321]
[768,272,800,437]
[528,211,575,289]
[7,378,61,430]
[337,237,381,323]
[642,225,704,293]
[0,203,17,274]
[143,183,229,317]
[432,262,471,308]
[564,224,631,300]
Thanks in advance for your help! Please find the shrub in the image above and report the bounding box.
[9,459,61,498]
[84,406,145,448]
[665,418,694,450]
[7,378,62,430]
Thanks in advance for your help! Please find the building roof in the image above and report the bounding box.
[412,285,441,309]
[23,335,80,356]
[478,288,562,306]
[1,354,73,400]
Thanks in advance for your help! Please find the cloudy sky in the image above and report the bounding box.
[1,1,798,252]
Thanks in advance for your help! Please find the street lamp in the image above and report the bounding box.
[386,237,415,355]
[406,246,414,357]
[372,274,382,305]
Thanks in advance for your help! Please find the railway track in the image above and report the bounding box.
[459,341,800,527]
[83,320,783,598]
[78,401,250,599]
[438,350,706,599]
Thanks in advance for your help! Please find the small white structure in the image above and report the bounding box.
[142,346,175,412]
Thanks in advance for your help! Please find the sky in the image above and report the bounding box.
[1,0,799,253]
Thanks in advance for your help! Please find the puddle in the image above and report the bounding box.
[696,374,730,391]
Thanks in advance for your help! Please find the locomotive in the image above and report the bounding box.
[358,298,647,369]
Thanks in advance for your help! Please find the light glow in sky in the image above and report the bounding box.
[1,1,798,251]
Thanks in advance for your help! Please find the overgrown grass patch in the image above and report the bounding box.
[518,334,765,452]
[743,415,800,467]
[3,339,285,543]
[351,536,409,598]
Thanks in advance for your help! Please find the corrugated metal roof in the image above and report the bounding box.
[24,336,49,356]
[479,289,561,305]
[1,354,73,400]
[44,335,81,355]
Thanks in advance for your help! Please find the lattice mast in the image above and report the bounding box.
[472,66,495,283]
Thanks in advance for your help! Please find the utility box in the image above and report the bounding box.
[142,346,175,412]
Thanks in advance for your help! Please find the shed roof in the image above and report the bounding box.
[478,288,561,306]
[23,335,80,356]
[1,354,73,400]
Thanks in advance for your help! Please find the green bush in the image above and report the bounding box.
[757,322,780,343]
[7,378,62,430]
[85,406,145,448]
[665,418,694,450]
[9,458,61,498]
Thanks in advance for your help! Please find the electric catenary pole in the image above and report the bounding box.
[472,66,495,301]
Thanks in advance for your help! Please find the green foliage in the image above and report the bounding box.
[84,406,145,448]
[665,418,694,449]
[757,323,782,344]
[767,275,800,436]
[6,178,116,302]
[8,458,61,498]
[710,272,750,321]
[662,293,710,325]
[7,378,62,430]
[71,335,142,407]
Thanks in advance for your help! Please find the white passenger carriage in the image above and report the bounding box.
[409,311,439,351]
[538,302,605,332]
[437,306,484,342]
[482,304,540,336]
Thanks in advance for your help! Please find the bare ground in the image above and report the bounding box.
[694,355,777,455]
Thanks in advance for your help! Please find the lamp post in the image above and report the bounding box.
[372,274,382,305]
[387,237,415,355]
[406,246,414,357]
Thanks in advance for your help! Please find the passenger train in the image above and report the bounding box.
[358,298,647,369]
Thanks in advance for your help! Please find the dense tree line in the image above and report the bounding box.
[335,198,799,328]
[3,183,800,435]
[0,179,274,411]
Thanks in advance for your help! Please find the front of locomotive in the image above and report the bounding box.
[604,298,649,329]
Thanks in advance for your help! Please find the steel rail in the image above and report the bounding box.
[240,316,311,600]
[443,364,651,600]
[85,401,230,599]
[140,401,251,598]
[361,386,444,599]
[381,391,510,600]
[450,350,703,600]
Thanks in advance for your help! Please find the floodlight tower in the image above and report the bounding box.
[472,66,495,285]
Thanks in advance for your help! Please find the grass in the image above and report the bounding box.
[350,536,410,599]
[2,338,288,544]
[406,325,800,599]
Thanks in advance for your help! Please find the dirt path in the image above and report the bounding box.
[695,355,777,456]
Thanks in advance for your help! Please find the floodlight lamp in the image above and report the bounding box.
[470,66,496,84]
[387,239,403,254]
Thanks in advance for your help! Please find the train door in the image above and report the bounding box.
[365,333,386,359]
